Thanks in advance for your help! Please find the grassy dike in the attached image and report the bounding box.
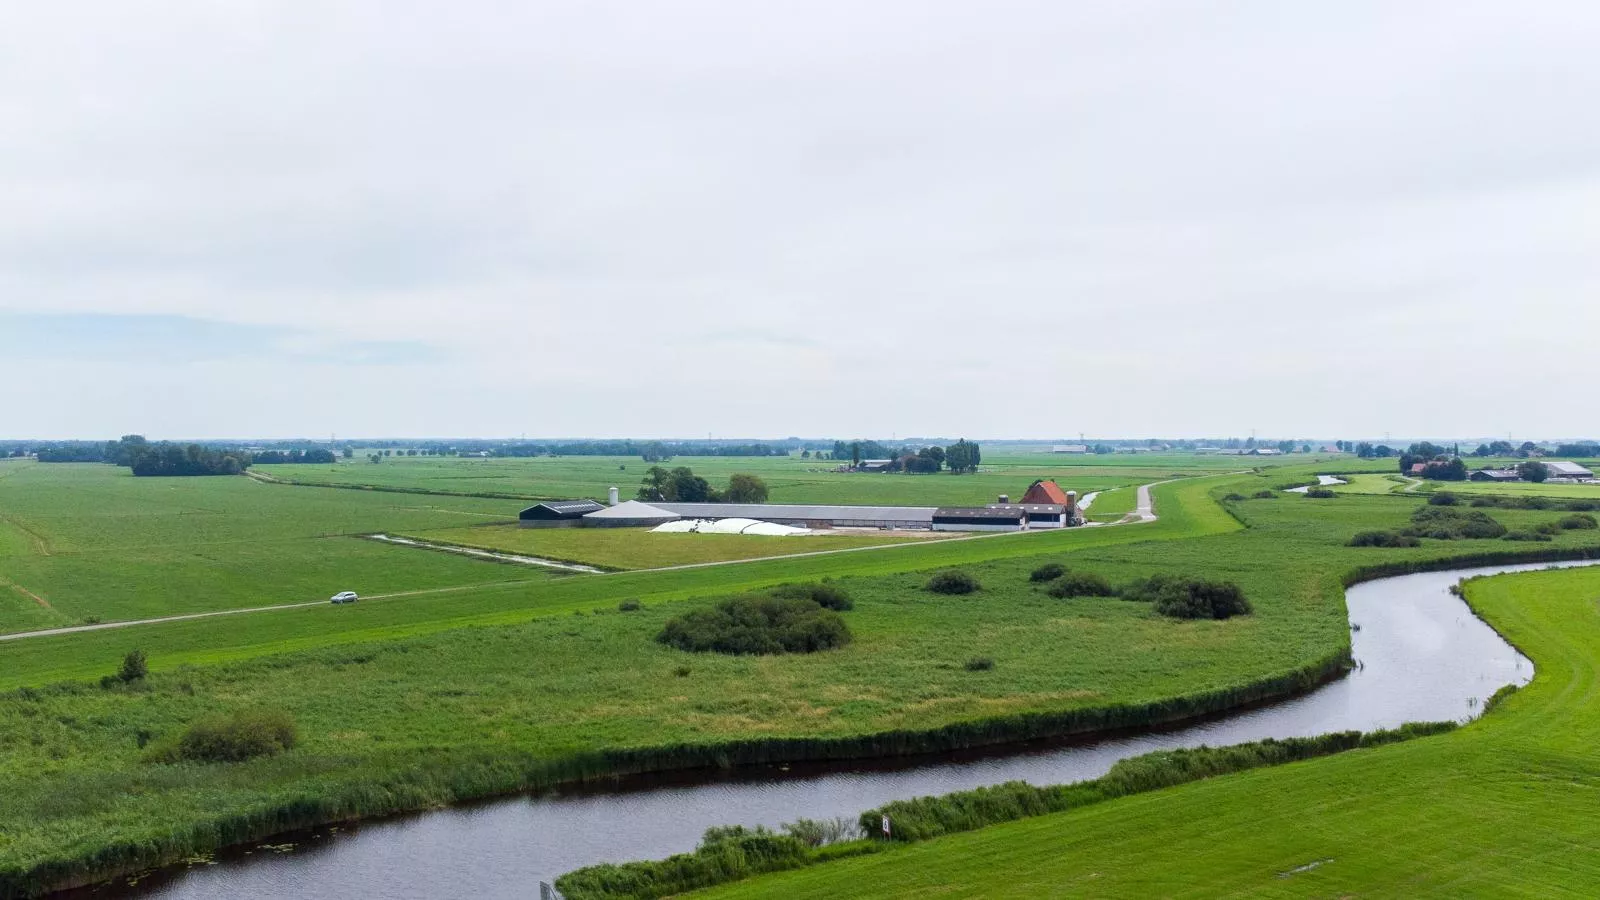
[687,564,1600,898]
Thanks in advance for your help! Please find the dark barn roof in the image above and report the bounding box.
[520,499,607,520]
[934,506,1027,524]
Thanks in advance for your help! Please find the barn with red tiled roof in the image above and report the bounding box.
[1020,479,1070,505]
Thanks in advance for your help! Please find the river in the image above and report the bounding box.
[96,559,1575,899]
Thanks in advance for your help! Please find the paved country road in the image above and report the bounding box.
[0,480,1174,643]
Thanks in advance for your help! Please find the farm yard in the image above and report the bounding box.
[6,455,1600,896]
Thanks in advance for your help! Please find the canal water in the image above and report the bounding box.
[100,560,1574,899]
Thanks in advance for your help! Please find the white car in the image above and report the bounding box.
[330,591,359,604]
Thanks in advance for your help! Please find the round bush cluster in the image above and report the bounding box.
[657,595,851,655]
[769,581,854,611]
[925,570,980,595]
[1046,571,1117,598]
[153,709,298,764]
[1028,563,1066,583]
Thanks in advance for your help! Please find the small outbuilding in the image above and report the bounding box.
[581,500,680,528]
[519,499,606,528]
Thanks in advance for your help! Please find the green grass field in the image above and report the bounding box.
[262,451,1263,507]
[1329,473,1410,494]
[5,459,1596,894]
[697,564,1600,898]
[402,524,938,570]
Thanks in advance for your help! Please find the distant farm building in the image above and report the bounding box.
[933,506,1027,532]
[519,499,606,528]
[856,459,894,472]
[1470,469,1520,483]
[1052,444,1088,454]
[654,502,935,530]
[1545,461,1595,480]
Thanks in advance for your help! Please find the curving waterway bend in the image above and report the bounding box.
[99,560,1588,900]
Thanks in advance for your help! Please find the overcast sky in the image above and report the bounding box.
[3,2,1597,441]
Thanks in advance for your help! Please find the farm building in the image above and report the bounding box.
[655,502,935,530]
[1051,444,1088,454]
[581,500,680,528]
[856,459,894,472]
[1545,461,1595,480]
[933,506,1027,532]
[1470,469,1520,482]
[985,503,1069,528]
[1018,480,1084,525]
[518,499,606,528]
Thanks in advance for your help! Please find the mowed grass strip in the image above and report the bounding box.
[693,565,1600,898]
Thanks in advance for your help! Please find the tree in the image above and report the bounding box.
[342,447,354,459]
[725,474,769,503]
[800,449,811,459]
[1277,440,1295,454]
[1301,443,1313,454]
[638,466,672,500]
[850,442,862,468]
[945,439,981,474]
[1518,460,1550,483]
[1517,441,1538,458]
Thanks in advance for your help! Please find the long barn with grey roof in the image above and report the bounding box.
[654,502,936,530]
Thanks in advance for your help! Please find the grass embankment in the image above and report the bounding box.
[693,565,1600,898]
[400,525,937,570]
[1083,486,1138,522]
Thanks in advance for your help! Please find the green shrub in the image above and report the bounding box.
[1045,571,1117,598]
[1152,580,1252,620]
[1118,574,1184,603]
[656,595,852,655]
[1502,530,1553,542]
[1347,530,1422,548]
[770,582,854,611]
[151,708,298,764]
[118,649,148,683]
[1028,563,1066,583]
[557,824,811,899]
[1427,492,1459,506]
[1221,493,1246,502]
[1303,488,1336,499]
[925,570,980,595]
[1402,507,1507,540]
[1535,522,1562,536]
[781,817,859,848]
[618,598,643,612]
[1559,513,1599,530]
[1251,490,1276,500]
[963,657,995,671]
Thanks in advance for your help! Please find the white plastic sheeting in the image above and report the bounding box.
[650,518,811,536]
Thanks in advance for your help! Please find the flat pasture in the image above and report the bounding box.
[263,452,1266,506]
[0,464,549,632]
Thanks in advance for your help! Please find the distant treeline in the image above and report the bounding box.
[31,435,330,476]
[488,440,788,459]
